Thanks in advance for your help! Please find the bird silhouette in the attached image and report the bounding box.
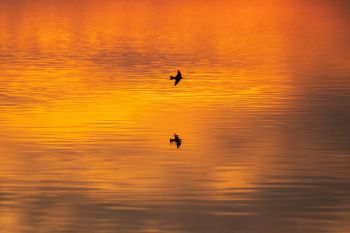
[169,133,182,148]
[170,70,183,86]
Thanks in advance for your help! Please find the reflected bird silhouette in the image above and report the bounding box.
[169,133,182,148]
[170,70,183,86]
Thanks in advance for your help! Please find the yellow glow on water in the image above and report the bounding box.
[1,0,350,232]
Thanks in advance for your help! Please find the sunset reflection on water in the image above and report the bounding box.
[1,1,350,233]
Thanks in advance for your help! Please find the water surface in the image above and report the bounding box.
[1,1,350,233]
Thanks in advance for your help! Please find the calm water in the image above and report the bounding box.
[1,1,350,233]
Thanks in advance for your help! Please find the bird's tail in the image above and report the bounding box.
[170,139,176,143]
[170,76,175,80]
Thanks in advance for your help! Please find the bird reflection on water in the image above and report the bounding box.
[170,133,182,148]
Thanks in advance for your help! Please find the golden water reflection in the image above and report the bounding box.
[1,1,350,233]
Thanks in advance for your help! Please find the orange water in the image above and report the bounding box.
[1,1,350,232]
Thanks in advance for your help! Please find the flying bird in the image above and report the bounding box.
[170,133,182,148]
[170,70,183,86]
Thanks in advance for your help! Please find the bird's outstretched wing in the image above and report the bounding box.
[176,70,181,78]
[174,79,181,85]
